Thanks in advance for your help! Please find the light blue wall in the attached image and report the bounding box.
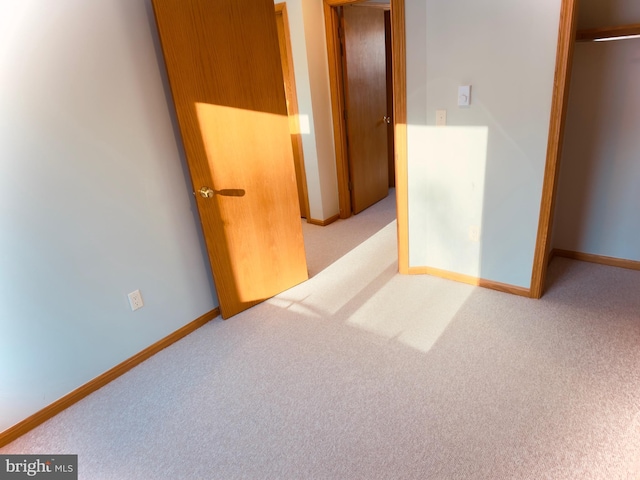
[0,0,217,433]
[406,0,562,288]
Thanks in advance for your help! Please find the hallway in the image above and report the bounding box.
[302,189,396,276]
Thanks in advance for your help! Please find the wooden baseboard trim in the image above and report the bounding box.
[408,266,479,284]
[307,214,340,226]
[0,308,220,448]
[481,279,531,298]
[552,249,640,271]
[408,266,530,297]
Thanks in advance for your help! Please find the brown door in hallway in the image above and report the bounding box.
[342,5,389,214]
[152,0,308,319]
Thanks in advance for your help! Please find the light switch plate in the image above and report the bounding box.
[458,85,471,107]
[436,109,446,126]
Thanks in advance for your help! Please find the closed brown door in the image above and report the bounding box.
[152,0,308,319]
[342,5,389,214]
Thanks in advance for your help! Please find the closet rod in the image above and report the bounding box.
[576,23,640,42]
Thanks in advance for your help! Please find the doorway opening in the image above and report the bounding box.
[295,0,404,278]
[320,0,409,274]
[275,0,407,278]
[324,0,394,218]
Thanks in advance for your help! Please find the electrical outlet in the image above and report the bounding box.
[436,109,447,126]
[128,290,144,311]
[469,225,480,243]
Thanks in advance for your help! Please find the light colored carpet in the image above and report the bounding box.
[301,189,397,277]
[2,198,640,479]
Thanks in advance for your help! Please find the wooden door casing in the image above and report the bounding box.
[275,4,310,219]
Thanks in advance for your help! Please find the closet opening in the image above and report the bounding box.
[531,0,640,297]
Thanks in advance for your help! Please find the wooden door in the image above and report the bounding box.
[342,5,389,214]
[275,4,309,219]
[152,0,308,319]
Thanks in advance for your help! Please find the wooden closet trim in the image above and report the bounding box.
[577,23,640,41]
[529,0,579,298]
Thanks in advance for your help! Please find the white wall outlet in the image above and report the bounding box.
[469,225,481,242]
[436,109,447,126]
[128,290,144,311]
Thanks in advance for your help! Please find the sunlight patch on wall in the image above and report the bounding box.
[408,125,489,278]
[297,114,311,134]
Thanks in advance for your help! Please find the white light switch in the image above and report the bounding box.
[458,85,471,107]
[436,109,446,126]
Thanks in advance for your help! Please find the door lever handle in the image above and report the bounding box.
[216,189,245,197]
[383,115,391,124]
[196,187,246,198]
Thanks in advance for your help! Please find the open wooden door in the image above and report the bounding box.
[152,0,308,319]
[342,5,389,214]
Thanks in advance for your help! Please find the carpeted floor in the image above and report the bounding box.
[2,193,640,479]
[301,189,397,277]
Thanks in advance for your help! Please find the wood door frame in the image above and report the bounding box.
[529,0,579,298]
[323,0,409,273]
[275,2,310,220]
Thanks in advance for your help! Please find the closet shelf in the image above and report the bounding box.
[576,23,640,42]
